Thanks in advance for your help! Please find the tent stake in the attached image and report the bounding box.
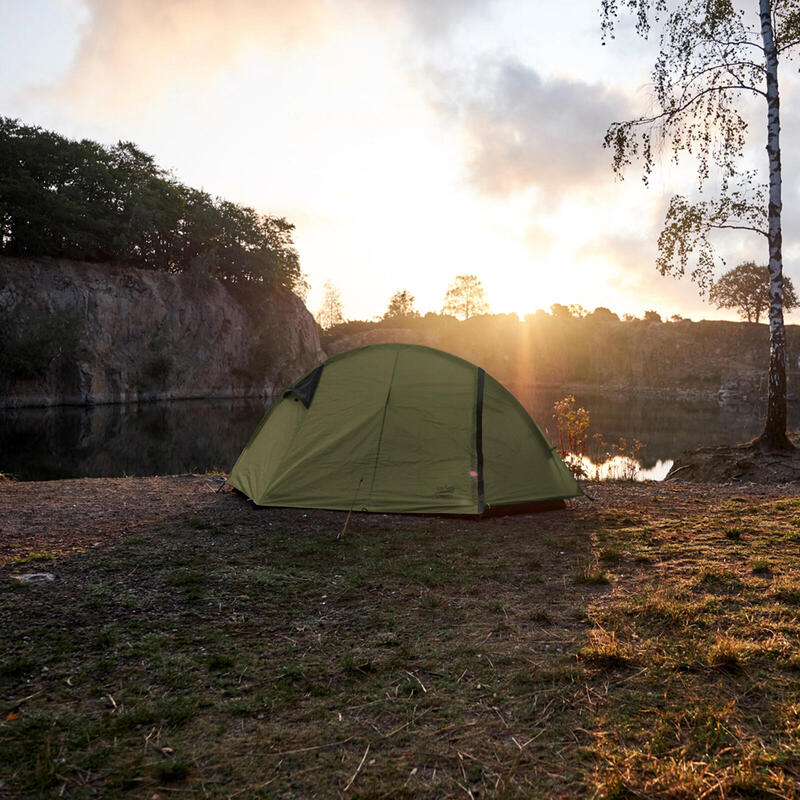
[338,508,354,540]
[338,476,364,540]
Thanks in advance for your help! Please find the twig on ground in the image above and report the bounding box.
[343,744,370,792]
[272,737,352,756]
[405,670,427,693]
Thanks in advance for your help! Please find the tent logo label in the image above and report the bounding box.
[435,485,456,498]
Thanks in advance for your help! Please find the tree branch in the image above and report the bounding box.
[708,37,765,52]
[777,37,800,53]
[718,59,767,74]
[677,62,764,105]
[613,83,767,133]
[709,223,768,237]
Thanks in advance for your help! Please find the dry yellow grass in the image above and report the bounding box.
[1,478,800,798]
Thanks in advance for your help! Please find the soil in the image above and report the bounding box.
[4,475,800,798]
[0,474,228,568]
[666,431,800,483]
[0,473,795,569]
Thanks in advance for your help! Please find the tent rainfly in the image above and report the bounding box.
[227,343,582,514]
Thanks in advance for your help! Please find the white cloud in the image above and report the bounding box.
[431,59,633,203]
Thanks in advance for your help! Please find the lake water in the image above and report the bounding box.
[0,388,790,482]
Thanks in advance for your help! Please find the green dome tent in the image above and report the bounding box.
[227,343,582,514]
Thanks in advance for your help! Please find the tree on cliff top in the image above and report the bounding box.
[710,261,798,323]
[601,0,800,449]
[383,290,420,321]
[316,281,345,329]
[0,118,305,296]
[442,275,489,320]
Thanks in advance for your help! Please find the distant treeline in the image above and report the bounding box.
[0,118,304,293]
[322,311,800,391]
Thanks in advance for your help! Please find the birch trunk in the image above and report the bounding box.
[759,0,792,449]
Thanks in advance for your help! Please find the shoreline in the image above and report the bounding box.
[0,380,771,410]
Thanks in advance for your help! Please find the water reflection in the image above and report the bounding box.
[0,399,267,481]
[567,454,674,482]
[0,387,787,482]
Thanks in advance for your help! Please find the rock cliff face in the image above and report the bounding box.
[321,316,800,405]
[0,258,325,407]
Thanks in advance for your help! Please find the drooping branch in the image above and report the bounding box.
[644,82,766,121]
[656,188,769,291]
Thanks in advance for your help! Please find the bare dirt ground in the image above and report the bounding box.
[666,432,800,483]
[0,475,226,568]
[3,476,800,799]
[1,474,788,569]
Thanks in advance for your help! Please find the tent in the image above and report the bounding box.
[227,343,582,514]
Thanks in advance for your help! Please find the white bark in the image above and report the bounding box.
[759,0,789,446]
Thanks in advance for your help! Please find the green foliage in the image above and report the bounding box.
[710,261,799,322]
[0,118,303,293]
[602,3,763,189]
[656,190,768,292]
[600,0,780,289]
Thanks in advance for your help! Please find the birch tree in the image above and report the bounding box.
[601,0,800,449]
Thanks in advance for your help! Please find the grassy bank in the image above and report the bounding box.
[2,478,800,798]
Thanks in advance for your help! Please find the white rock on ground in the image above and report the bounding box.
[12,573,56,584]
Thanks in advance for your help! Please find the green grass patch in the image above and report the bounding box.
[4,484,800,799]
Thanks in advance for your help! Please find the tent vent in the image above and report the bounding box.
[284,365,323,409]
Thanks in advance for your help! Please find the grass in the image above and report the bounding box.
[4,482,800,798]
[574,563,610,585]
[751,557,772,575]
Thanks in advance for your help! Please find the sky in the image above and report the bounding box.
[1,0,799,322]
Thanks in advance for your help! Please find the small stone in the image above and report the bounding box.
[13,573,56,584]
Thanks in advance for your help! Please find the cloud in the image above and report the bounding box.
[435,60,632,202]
[374,0,496,39]
[42,0,498,115]
[48,0,327,112]
[578,230,728,317]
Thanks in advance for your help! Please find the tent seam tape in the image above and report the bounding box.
[367,350,401,502]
